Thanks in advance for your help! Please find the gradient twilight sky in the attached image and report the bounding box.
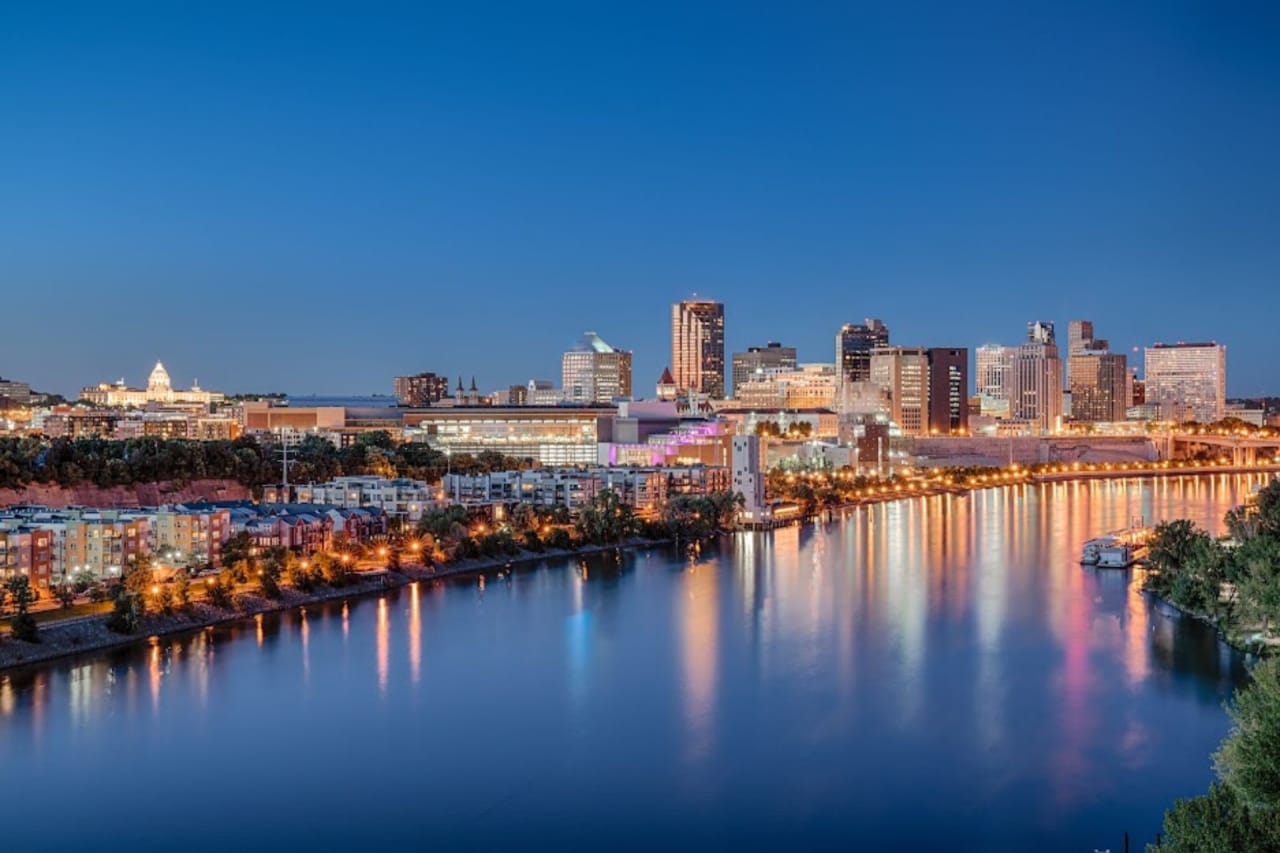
[3,2,1278,397]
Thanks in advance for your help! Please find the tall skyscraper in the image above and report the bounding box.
[869,346,930,436]
[1067,320,1095,357]
[1009,322,1063,433]
[731,342,797,397]
[1065,320,1126,423]
[975,345,1013,403]
[671,299,725,399]
[561,332,633,404]
[1144,342,1227,423]
[836,319,890,386]
[927,348,969,434]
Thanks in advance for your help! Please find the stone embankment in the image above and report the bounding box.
[0,574,404,672]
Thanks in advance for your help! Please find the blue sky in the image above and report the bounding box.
[2,1,1278,396]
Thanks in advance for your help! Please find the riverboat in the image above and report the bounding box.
[1081,524,1151,568]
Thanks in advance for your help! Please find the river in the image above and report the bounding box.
[0,475,1266,851]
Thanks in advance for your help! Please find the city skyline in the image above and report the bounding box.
[3,4,1279,396]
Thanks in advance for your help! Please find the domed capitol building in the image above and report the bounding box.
[79,361,224,408]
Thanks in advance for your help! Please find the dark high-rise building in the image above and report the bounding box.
[926,348,969,434]
[731,342,797,397]
[394,372,450,407]
[836,319,890,386]
[671,299,726,398]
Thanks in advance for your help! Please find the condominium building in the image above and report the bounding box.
[836,319,890,387]
[441,465,729,515]
[394,372,450,407]
[1144,342,1227,423]
[283,475,438,523]
[731,342,797,397]
[561,332,633,404]
[152,506,232,565]
[671,299,725,398]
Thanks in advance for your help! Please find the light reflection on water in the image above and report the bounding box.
[0,474,1265,852]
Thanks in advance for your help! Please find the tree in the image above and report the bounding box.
[1232,536,1280,637]
[576,489,638,545]
[1215,658,1280,808]
[54,583,76,609]
[1156,782,1279,852]
[105,592,142,634]
[123,564,154,616]
[175,575,192,610]
[5,576,38,642]
[221,532,254,569]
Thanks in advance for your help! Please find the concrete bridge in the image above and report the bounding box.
[1161,431,1280,466]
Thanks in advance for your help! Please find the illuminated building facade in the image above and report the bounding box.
[1009,322,1063,433]
[671,300,725,398]
[731,342,797,397]
[836,319,890,387]
[870,346,930,436]
[394,372,450,407]
[561,332,633,404]
[404,405,615,466]
[80,361,223,408]
[1144,342,1227,423]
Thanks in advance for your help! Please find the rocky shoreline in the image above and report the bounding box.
[0,574,406,673]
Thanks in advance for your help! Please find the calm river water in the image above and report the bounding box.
[0,475,1267,851]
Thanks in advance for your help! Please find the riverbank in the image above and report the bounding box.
[0,534,714,674]
[785,463,1280,523]
[399,535,681,582]
[0,573,408,672]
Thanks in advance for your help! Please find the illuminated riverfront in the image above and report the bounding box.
[0,475,1265,851]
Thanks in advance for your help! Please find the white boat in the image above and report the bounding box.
[1097,541,1144,569]
[1081,523,1152,568]
[1080,537,1115,565]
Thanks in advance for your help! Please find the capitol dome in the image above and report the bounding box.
[147,361,172,392]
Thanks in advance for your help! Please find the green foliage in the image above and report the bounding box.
[0,433,529,491]
[154,584,175,614]
[755,420,813,439]
[206,571,236,609]
[54,583,76,609]
[122,565,153,616]
[417,506,471,539]
[575,489,639,545]
[221,532,253,569]
[1215,659,1280,808]
[1154,782,1280,852]
[175,575,192,609]
[6,577,39,642]
[105,593,142,634]
[477,532,520,558]
[659,492,743,540]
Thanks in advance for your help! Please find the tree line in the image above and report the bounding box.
[413,490,743,562]
[0,432,531,490]
[1147,478,1280,849]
